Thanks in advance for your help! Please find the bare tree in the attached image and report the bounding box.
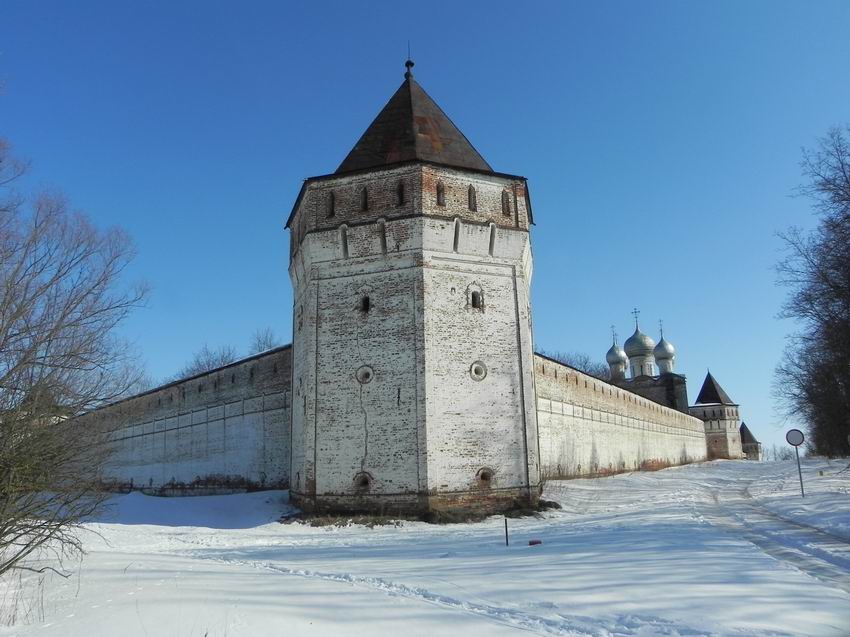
[248,327,281,354]
[540,350,610,381]
[172,343,240,380]
[0,140,147,577]
[775,124,850,456]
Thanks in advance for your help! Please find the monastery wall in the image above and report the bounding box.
[534,354,707,478]
[77,346,292,492]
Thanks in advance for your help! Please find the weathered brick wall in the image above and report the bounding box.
[535,355,707,477]
[77,347,292,491]
[289,163,531,259]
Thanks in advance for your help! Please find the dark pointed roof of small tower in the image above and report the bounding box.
[695,371,736,405]
[335,60,493,174]
[739,422,758,445]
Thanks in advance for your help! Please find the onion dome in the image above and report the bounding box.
[654,337,675,361]
[624,326,655,358]
[606,342,628,366]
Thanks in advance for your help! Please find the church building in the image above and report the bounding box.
[80,62,744,516]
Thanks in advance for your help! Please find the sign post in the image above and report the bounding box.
[786,429,805,498]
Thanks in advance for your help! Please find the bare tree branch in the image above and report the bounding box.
[775,123,850,456]
[0,139,148,578]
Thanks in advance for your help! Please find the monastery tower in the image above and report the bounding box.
[689,372,745,459]
[285,61,540,514]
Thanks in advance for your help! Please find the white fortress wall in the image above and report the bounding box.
[534,354,707,478]
[77,346,292,491]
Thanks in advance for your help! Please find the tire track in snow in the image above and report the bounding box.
[741,484,850,545]
[194,554,727,637]
[702,482,850,595]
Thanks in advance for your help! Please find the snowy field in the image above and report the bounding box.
[2,459,850,636]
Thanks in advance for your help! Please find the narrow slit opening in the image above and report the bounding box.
[453,219,460,252]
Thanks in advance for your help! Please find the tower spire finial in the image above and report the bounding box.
[632,307,640,329]
[611,324,618,346]
[404,47,414,79]
[658,319,664,339]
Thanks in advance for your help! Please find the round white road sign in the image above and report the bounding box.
[786,428,805,447]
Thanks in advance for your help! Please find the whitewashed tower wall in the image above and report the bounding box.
[288,163,540,514]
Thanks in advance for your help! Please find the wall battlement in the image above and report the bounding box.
[534,354,707,478]
[77,347,292,492]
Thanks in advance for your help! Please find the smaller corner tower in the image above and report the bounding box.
[689,372,744,459]
[739,422,763,460]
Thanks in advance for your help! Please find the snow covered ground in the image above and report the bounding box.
[2,459,850,636]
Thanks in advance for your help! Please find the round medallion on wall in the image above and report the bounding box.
[356,365,374,384]
[469,361,488,381]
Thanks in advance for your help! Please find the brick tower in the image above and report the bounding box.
[285,61,540,515]
[689,371,744,459]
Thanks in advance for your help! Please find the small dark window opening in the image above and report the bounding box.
[468,185,477,211]
[477,468,493,488]
[397,181,405,206]
[354,472,372,491]
[436,181,446,207]
[471,291,482,309]
[198,384,203,393]
[452,219,460,252]
[340,225,349,258]
[327,191,335,217]
[361,296,371,313]
[273,364,278,374]
[231,373,235,384]
[502,190,511,216]
[249,367,254,381]
[360,187,369,211]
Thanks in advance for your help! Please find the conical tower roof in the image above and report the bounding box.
[739,422,758,445]
[336,60,492,174]
[695,371,736,405]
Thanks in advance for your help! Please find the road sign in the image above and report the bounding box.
[785,429,805,498]
[786,429,805,447]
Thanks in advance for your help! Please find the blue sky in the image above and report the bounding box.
[2,1,849,450]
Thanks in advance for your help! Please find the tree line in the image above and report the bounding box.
[775,124,850,456]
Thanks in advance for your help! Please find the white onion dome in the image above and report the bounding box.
[654,337,675,361]
[606,343,628,365]
[624,327,656,358]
